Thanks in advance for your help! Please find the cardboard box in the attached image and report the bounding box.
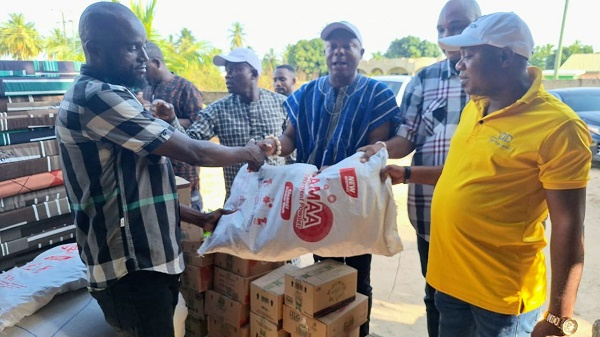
[205,290,250,327]
[183,251,214,267]
[284,260,357,318]
[251,264,300,324]
[181,264,213,293]
[176,176,191,206]
[214,267,269,304]
[215,253,285,277]
[207,316,249,337]
[184,290,205,320]
[181,239,203,255]
[283,294,367,337]
[250,312,290,337]
[181,222,205,242]
[290,327,357,337]
[182,239,214,267]
[185,315,208,337]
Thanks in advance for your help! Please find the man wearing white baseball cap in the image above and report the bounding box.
[259,21,401,337]
[381,12,590,337]
[155,47,289,196]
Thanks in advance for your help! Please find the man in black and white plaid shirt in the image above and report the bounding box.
[159,48,289,197]
[55,3,265,336]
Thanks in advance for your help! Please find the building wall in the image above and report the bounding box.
[543,79,600,89]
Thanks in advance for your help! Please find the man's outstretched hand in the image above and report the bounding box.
[245,139,267,172]
[380,165,406,184]
[197,208,236,232]
[257,138,277,156]
[358,142,386,163]
[151,99,176,123]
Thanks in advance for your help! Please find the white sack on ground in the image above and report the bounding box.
[0,243,87,331]
[198,149,403,261]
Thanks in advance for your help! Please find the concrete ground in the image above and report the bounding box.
[200,157,600,337]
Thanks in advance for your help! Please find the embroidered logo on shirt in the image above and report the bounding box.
[489,132,513,150]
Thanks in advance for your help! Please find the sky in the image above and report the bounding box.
[2,0,599,60]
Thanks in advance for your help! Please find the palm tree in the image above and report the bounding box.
[111,0,161,41]
[228,22,246,50]
[0,13,43,60]
[44,28,84,61]
[262,48,278,75]
[157,29,225,91]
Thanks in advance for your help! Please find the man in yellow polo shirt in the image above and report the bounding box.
[380,12,590,337]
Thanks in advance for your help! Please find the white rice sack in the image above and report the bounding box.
[0,243,87,331]
[199,149,402,260]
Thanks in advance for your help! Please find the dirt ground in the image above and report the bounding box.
[200,157,600,337]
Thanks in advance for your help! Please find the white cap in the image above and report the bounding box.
[213,48,262,75]
[320,21,363,45]
[438,12,534,59]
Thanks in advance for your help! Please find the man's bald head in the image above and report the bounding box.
[441,0,481,21]
[437,0,482,62]
[79,2,144,48]
[145,41,164,63]
[78,2,149,88]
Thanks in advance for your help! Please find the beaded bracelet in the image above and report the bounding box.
[265,135,282,156]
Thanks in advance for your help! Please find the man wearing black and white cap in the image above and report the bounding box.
[381,12,590,337]
[259,21,401,337]
[157,47,289,196]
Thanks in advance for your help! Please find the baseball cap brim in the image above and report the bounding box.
[213,54,247,66]
[438,34,486,52]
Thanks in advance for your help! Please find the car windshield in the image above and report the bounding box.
[379,80,404,96]
[560,91,600,112]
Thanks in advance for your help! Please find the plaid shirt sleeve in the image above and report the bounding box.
[185,104,217,140]
[82,86,174,156]
[396,75,424,145]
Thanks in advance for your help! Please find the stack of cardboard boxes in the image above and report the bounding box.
[250,264,300,337]
[205,254,285,337]
[180,236,214,337]
[282,260,368,337]
[175,177,212,337]
[176,177,286,337]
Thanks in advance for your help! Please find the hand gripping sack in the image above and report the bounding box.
[199,149,403,260]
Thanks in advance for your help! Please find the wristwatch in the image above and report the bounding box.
[543,311,578,335]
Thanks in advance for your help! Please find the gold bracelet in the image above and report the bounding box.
[266,135,282,156]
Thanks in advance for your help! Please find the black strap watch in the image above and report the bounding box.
[544,311,578,335]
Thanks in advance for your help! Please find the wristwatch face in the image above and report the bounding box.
[561,318,578,335]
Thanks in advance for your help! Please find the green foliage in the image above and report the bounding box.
[129,0,160,41]
[0,13,43,60]
[228,22,246,51]
[384,36,441,58]
[371,51,384,60]
[259,48,279,90]
[44,28,84,61]
[529,43,554,69]
[262,48,279,75]
[283,38,326,80]
[156,29,225,91]
[530,41,595,70]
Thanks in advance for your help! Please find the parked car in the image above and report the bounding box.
[372,75,412,107]
[549,87,600,161]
